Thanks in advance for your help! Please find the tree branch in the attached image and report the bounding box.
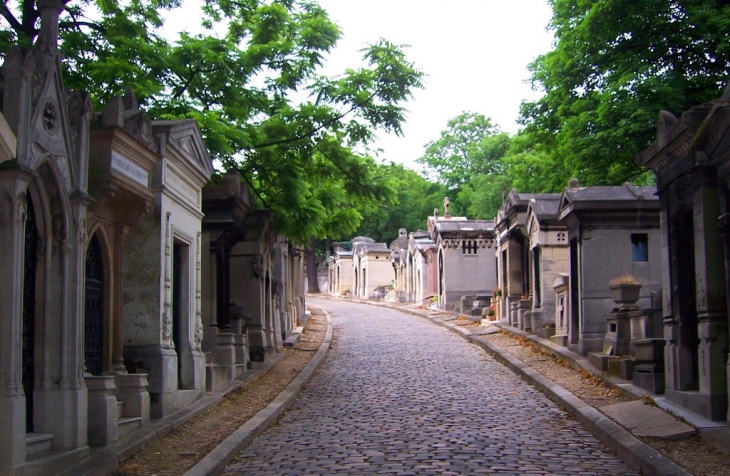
[172,67,201,100]
[59,20,106,33]
[315,142,376,199]
[253,90,379,149]
[0,4,24,33]
[235,167,270,209]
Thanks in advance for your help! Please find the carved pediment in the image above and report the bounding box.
[153,119,213,182]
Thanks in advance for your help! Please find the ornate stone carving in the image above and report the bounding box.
[162,212,172,342]
[719,214,730,238]
[193,321,204,348]
[76,216,87,244]
[194,232,203,350]
[251,254,264,278]
[42,100,58,134]
[124,110,158,153]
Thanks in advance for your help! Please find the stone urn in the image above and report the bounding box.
[609,283,642,308]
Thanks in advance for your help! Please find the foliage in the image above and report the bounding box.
[417,112,507,190]
[421,1,730,222]
[609,274,638,286]
[0,0,423,243]
[352,162,446,243]
[416,111,568,220]
[519,0,730,186]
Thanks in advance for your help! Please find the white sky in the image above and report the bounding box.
[315,1,555,169]
[162,1,555,170]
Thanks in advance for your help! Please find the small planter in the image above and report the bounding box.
[610,283,642,308]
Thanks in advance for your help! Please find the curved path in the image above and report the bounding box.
[224,298,636,475]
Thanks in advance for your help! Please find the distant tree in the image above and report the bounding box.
[417,112,507,190]
[351,162,446,244]
[519,0,730,186]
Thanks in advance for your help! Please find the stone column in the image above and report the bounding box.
[112,225,128,372]
[720,209,730,423]
[0,162,35,471]
[694,181,728,419]
[45,188,92,450]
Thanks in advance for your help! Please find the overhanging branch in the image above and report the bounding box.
[252,90,379,149]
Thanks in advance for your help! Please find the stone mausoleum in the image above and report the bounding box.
[637,86,730,423]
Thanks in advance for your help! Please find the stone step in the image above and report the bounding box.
[283,326,304,347]
[26,432,53,456]
[117,416,142,438]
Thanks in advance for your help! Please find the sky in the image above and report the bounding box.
[162,1,556,170]
[314,1,555,169]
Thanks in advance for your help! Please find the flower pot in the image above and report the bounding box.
[610,283,642,308]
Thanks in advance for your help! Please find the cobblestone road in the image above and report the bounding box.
[223,298,636,475]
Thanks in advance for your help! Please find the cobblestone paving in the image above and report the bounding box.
[224,298,637,475]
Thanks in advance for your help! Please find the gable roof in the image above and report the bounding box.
[558,183,659,221]
[153,119,213,184]
[526,194,562,221]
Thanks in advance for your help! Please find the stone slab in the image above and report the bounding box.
[600,400,697,440]
[283,326,304,347]
[471,325,499,335]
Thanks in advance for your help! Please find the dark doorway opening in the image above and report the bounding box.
[22,195,38,433]
[569,238,580,345]
[676,211,699,390]
[84,234,104,376]
[173,242,183,389]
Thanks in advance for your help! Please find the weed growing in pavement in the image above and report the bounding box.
[641,394,657,406]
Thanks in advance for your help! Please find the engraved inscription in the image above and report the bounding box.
[111,152,148,187]
[166,167,198,203]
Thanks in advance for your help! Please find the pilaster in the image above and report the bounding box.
[0,161,35,471]
[112,225,128,372]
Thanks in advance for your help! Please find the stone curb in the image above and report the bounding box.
[355,299,690,476]
[183,305,333,476]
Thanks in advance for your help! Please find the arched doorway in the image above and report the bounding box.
[84,234,104,376]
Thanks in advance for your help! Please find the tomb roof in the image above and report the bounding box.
[527,194,562,221]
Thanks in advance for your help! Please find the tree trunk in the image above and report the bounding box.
[305,236,320,293]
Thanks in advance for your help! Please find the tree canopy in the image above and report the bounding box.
[417,112,506,190]
[0,0,423,243]
[415,112,558,220]
[419,1,730,221]
[519,0,730,186]
[353,162,447,244]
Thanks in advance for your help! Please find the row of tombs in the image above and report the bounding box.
[326,85,730,429]
[0,7,305,476]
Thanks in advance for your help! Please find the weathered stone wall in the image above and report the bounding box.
[575,227,662,354]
